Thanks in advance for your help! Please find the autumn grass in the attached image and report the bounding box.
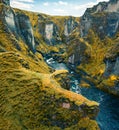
[0,51,99,129]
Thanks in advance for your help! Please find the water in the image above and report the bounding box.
[46,58,119,130]
[46,58,68,70]
[81,87,119,130]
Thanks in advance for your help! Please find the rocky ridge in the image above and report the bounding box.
[80,0,119,37]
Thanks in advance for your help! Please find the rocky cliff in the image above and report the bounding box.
[79,0,119,96]
[80,0,119,38]
[0,2,36,53]
[63,0,119,96]
[38,15,79,45]
[0,1,100,129]
[101,40,119,95]
[0,0,10,6]
[104,42,119,76]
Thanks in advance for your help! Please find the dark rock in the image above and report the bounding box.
[104,43,119,77]
[80,0,119,38]
[0,0,10,6]
[16,13,36,53]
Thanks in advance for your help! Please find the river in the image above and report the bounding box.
[46,57,119,130]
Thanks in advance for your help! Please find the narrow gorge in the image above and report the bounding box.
[0,0,119,129]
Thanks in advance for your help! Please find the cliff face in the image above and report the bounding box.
[99,42,119,96]
[0,4,36,53]
[85,0,119,14]
[0,0,10,5]
[63,0,119,96]
[16,13,36,52]
[0,0,80,54]
[2,5,79,53]
[67,35,91,65]
[80,0,119,38]
[66,0,119,67]
[104,43,119,76]
[37,15,79,45]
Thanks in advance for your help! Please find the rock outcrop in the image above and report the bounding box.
[0,0,10,6]
[67,37,91,65]
[0,4,36,53]
[80,0,119,38]
[64,17,78,37]
[104,43,119,76]
[16,13,36,52]
[98,42,119,96]
[85,0,119,14]
[38,15,79,45]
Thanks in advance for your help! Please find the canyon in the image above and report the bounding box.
[0,0,119,129]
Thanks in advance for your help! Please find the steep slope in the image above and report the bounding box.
[79,0,119,96]
[101,37,119,95]
[65,0,119,96]
[80,0,119,38]
[0,51,99,129]
[13,8,79,55]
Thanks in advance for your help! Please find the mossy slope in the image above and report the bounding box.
[0,52,99,129]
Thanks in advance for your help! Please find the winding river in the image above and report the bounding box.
[46,57,119,130]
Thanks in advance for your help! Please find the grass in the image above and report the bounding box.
[0,51,99,129]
